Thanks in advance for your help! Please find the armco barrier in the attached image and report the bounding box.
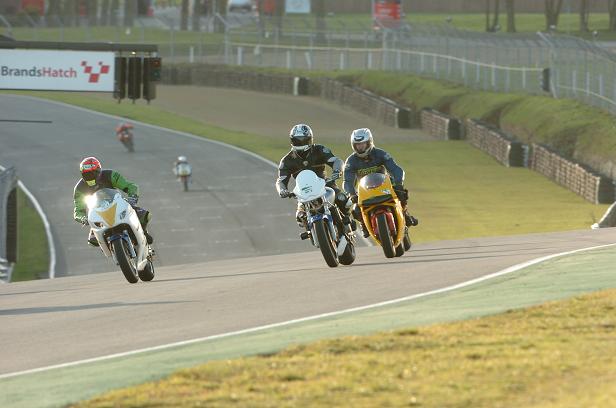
[420,108,462,140]
[466,119,527,167]
[530,144,614,204]
[163,65,303,95]
[319,78,415,128]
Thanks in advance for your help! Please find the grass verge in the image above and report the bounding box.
[71,288,616,408]
[11,187,49,282]
[6,91,607,243]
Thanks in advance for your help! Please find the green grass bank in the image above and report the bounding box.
[72,287,616,408]
[11,187,49,281]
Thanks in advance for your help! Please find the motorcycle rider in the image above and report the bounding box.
[115,122,133,140]
[343,128,418,238]
[276,124,351,230]
[173,155,192,178]
[73,156,153,246]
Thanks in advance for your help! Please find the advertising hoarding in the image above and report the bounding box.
[0,50,115,92]
[285,0,310,14]
[373,0,402,29]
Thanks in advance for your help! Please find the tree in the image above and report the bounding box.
[46,0,62,26]
[544,0,564,30]
[273,0,284,36]
[110,0,119,26]
[124,0,136,27]
[580,0,590,32]
[181,0,189,30]
[101,0,110,25]
[485,0,501,32]
[192,0,202,31]
[609,0,616,31]
[313,0,326,42]
[87,0,99,26]
[505,0,516,32]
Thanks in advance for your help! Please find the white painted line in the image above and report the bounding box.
[0,164,56,279]
[2,241,613,380]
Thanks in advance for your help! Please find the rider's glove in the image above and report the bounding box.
[126,195,139,206]
[350,194,359,204]
[330,171,341,181]
[393,185,408,202]
[279,189,291,198]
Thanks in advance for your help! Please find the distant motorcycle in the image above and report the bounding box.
[85,188,154,283]
[174,162,192,192]
[356,173,411,258]
[117,129,134,152]
[290,170,356,268]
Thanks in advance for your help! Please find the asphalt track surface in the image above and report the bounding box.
[0,94,309,277]
[1,229,614,376]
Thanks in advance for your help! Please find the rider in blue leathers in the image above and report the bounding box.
[343,128,418,237]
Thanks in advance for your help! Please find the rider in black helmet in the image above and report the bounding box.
[276,124,350,229]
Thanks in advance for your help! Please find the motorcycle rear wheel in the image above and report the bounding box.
[376,213,396,258]
[113,239,139,283]
[403,230,412,251]
[314,219,339,268]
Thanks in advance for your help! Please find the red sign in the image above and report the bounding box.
[20,0,44,15]
[373,0,401,29]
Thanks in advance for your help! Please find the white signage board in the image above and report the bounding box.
[285,0,310,14]
[0,50,115,92]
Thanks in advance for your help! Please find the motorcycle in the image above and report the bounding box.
[117,130,134,153]
[356,173,412,258]
[85,188,155,283]
[290,170,356,268]
[174,162,192,192]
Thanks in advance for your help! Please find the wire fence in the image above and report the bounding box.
[224,20,616,115]
[3,11,616,114]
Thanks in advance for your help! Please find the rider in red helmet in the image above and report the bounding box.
[73,156,153,246]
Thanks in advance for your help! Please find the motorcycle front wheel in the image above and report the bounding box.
[314,219,339,268]
[112,239,139,283]
[181,176,189,191]
[338,240,356,265]
[376,212,396,258]
[138,259,155,281]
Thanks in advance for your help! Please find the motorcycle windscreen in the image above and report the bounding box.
[89,188,119,209]
[359,173,387,190]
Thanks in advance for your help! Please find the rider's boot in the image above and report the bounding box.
[140,211,154,244]
[404,212,419,227]
[87,229,100,247]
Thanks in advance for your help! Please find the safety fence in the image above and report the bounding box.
[0,167,17,283]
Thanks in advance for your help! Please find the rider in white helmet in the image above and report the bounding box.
[173,155,192,178]
[343,128,418,237]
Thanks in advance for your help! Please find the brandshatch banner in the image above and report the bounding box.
[0,49,114,91]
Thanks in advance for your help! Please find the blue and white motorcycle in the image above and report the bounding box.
[291,170,356,267]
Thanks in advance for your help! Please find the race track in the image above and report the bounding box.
[0,94,308,277]
[1,228,614,375]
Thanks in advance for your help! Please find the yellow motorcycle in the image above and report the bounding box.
[356,173,412,258]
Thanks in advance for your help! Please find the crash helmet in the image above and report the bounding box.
[79,157,101,187]
[350,128,374,158]
[289,124,314,155]
[177,155,188,163]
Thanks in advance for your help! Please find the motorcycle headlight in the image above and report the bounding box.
[84,195,97,209]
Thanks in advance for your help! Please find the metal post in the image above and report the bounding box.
[287,50,292,70]
[572,70,577,96]
[237,46,243,66]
